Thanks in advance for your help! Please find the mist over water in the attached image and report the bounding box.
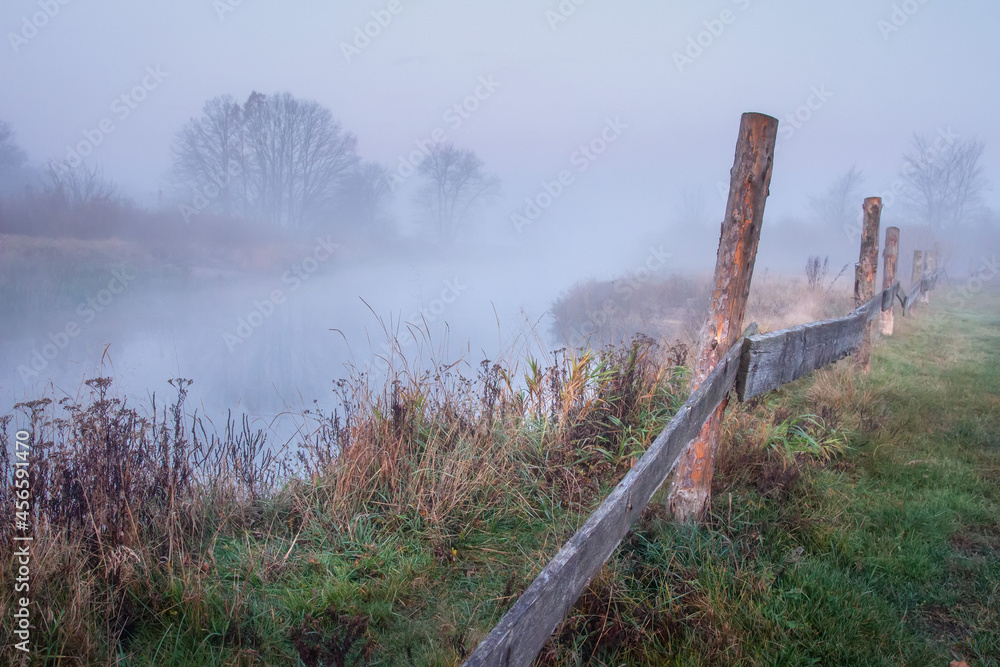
[1,246,572,438]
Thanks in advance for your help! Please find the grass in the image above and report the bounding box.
[550,270,854,350]
[1,288,998,665]
[531,295,999,666]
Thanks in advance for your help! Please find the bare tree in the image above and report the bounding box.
[901,133,988,229]
[809,165,865,230]
[416,143,499,243]
[47,162,120,206]
[337,160,394,233]
[171,92,359,228]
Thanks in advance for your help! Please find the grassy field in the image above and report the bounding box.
[2,289,997,666]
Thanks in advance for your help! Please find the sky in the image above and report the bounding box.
[2,0,998,261]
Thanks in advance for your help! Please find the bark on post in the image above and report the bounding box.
[880,226,899,335]
[853,197,881,372]
[667,112,778,523]
[912,250,924,306]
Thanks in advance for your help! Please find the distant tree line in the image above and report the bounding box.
[0,92,501,243]
[811,132,990,236]
[4,105,990,244]
[171,91,498,240]
[0,119,133,238]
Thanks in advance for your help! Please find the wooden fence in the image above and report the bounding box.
[463,112,944,667]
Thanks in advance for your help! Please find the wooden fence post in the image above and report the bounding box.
[911,250,924,308]
[880,227,899,335]
[666,112,778,523]
[921,247,934,303]
[931,241,942,290]
[853,197,881,372]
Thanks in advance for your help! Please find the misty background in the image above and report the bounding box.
[2,0,998,438]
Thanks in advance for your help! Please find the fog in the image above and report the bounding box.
[2,0,999,436]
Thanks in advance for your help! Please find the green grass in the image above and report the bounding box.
[9,292,999,666]
[552,293,999,666]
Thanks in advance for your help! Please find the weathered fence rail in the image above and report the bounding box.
[462,342,744,666]
[464,111,945,667]
[737,282,893,401]
[463,276,938,666]
[903,271,939,316]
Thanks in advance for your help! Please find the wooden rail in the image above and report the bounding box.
[738,282,894,401]
[462,272,944,666]
[903,271,940,316]
[463,342,744,666]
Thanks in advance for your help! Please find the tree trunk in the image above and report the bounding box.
[667,112,778,523]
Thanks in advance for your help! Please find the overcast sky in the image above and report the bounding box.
[2,0,998,251]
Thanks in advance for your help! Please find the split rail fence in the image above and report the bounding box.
[464,112,944,667]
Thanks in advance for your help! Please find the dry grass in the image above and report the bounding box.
[0,332,688,664]
[296,334,687,530]
[550,268,855,351]
[744,272,854,333]
[0,376,284,663]
[549,274,710,348]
